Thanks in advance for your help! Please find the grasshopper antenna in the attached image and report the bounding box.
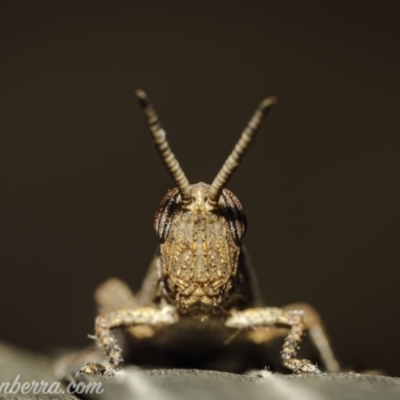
[136,89,192,204]
[207,96,277,206]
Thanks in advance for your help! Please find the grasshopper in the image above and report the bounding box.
[74,90,340,377]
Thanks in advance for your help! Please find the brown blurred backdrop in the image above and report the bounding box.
[0,1,399,375]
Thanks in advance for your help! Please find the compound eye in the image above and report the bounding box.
[220,188,247,245]
[154,188,181,243]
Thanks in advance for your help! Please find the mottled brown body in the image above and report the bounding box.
[68,90,340,379]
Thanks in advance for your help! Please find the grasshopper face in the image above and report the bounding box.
[155,182,246,312]
[136,89,276,314]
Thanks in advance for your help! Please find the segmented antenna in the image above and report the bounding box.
[207,96,277,205]
[135,89,192,203]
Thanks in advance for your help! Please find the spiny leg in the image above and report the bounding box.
[55,278,139,380]
[225,307,321,374]
[284,302,340,372]
[76,306,178,378]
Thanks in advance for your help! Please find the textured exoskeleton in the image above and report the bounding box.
[67,90,340,378]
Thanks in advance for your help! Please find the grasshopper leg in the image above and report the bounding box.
[226,307,321,374]
[76,306,178,378]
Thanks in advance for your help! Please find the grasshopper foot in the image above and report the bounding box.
[289,359,321,374]
[75,362,119,379]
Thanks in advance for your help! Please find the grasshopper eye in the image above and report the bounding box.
[154,188,181,243]
[220,188,247,245]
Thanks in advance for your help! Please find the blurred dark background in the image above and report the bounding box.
[0,0,399,376]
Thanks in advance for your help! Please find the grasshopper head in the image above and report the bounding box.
[154,182,246,312]
[136,90,275,314]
